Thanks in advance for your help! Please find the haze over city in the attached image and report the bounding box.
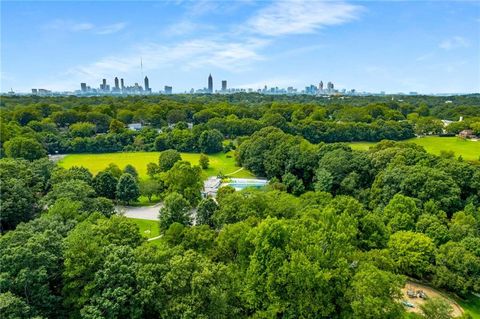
[1,0,479,94]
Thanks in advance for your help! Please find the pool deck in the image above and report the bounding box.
[202,176,268,197]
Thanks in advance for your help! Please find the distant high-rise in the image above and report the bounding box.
[221,80,227,92]
[101,79,107,91]
[80,83,87,92]
[120,78,125,90]
[144,76,150,93]
[319,81,323,91]
[164,85,172,94]
[208,74,213,93]
[114,77,119,90]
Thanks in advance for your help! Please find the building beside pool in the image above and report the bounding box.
[203,177,222,197]
[202,177,268,197]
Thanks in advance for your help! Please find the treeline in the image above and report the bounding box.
[1,94,479,159]
[1,129,479,318]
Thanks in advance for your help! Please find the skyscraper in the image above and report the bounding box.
[221,80,227,92]
[319,81,323,91]
[208,74,213,93]
[164,86,172,94]
[120,78,125,90]
[80,83,87,92]
[144,76,150,93]
[114,77,119,90]
[101,79,107,91]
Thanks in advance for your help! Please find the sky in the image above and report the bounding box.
[1,0,479,94]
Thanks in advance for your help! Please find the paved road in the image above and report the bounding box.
[116,203,163,221]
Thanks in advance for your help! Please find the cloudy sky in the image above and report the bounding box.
[1,0,479,93]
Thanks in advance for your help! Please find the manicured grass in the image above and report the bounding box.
[349,136,480,162]
[457,295,480,319]
[128,218,160,239]
[58,151,255,179]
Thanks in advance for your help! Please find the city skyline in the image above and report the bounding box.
[63,74,342,96]
[2,1,479,94]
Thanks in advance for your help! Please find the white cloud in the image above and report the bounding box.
[67,37,268,83]
[416,52,434,62]
[96,22,127,35]
[44,19,126,35]
[71,22,95,31]
[162,20,215,36]
[247,0,362,36]
[439,36,469,50]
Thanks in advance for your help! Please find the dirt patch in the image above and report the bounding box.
[401,281,464,317]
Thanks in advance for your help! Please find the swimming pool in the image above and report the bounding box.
[227,178,268,190]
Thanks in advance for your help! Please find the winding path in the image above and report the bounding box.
[225,167,244,176]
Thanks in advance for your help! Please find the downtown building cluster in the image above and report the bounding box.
[79,76,152,95]
[29,74,349,96]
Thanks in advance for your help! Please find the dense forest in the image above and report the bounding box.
[1,94,479,157]
[1,93,479,318]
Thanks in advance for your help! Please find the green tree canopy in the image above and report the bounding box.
[116,173,140,204]
[158,149,182,172]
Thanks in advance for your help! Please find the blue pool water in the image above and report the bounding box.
[228,179,268,190]
[229,183,265,190]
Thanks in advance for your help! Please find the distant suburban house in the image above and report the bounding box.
[458,129,477,139]
[128,123,142,131]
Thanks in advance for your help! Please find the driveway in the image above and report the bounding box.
[116,203,163,221]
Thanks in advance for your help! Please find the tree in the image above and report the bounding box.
[387,231,435,278]
[314,168,333,192]
[196,197,218,227]
[383,194,420,233]
[0,217,73,318]
[50,166,93,185]
[154,133,169,151]
[282,172,305,195]
[108,119,126,133]
[63,216,143,316]
[0,292,32,319]
[43,179,95,206]
[244,216,356,318]
[116,173,140,204]
[69,122,96,137]
[92,171,118,199]
[4,136,47,161]
[198,129,224,153]
[159,192,191,231]
[433,240,480,295]
[348,263,404,319]
[155,250,236,318]
[80,246,141,319]
[199,153,209,169]
[0,178,38,233]
[158,149,181,172]
[166,161,203,205]
[139,179,163,202]
[420,297,453,319]
[146,162,160,178]
[105,163,123,179]
[123,164,139,180]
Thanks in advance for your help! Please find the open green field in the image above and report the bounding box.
[458,295,480,319]
[58,151,255,179]
[349,136,479,162]
[128,218,160,239]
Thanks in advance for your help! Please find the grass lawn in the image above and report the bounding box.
[457,295,480,319]
[58,150,255,179]
[128,218,160,239]
[349,136,480,162]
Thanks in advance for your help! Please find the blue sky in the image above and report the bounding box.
[1,0,479,93]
